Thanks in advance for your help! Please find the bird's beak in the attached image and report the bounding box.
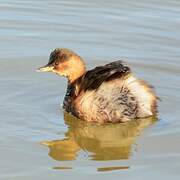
[37,65,54,72]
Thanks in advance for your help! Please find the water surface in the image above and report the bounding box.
[0,0,180,179]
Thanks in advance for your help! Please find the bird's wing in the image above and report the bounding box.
[79,60,131,91]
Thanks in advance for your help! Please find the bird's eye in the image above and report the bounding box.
[55,61,59,66]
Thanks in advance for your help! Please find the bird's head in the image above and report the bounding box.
[38,48,86,83]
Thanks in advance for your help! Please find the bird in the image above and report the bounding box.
[38,48,158,123]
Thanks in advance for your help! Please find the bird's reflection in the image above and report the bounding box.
[42,112,156,161]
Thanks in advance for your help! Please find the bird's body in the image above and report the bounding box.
[38,48,157,123]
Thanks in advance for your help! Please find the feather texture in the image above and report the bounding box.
[63,60,157,123]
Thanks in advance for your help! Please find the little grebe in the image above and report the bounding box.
[38,48,157,123]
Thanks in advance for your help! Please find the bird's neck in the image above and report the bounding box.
[67,59,86,84]
[68,68,86,84]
